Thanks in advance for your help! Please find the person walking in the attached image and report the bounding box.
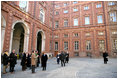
[21,52,27,71]
[103,51,108,64]
[60,51,66,67]
[41,52,48,71]
[65,51,69,63]
[9,49,17,73]
[31,50,38,73]
[56,53,60,64]
[3,50,9,74]
[36,50,40,67]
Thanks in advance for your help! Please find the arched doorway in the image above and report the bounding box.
[11,23,25,56]
[37,32,42,54]
[36,30,45,54]
[9,20,29,55]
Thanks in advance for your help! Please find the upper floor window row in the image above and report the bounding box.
[84,6,89,10]
[73,1,78,4]
[96,3,102,8]
[108,2,115,6]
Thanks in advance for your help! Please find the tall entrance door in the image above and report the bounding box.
[37,32,42,54]
[11,23,25,57]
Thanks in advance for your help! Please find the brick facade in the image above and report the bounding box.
[1,1,117,57]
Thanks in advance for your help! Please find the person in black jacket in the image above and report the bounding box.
[65,51,69,63]
[26,52,31,69]
[60,51,66,67]
[41,52,48,71]
[21,52,26,71]
[56,53,60,64]
[103,51,108,64]
[9,49,17,73]
[3,50,9,74]
[36,50,40,67]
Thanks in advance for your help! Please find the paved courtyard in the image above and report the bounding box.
[1,57,117,78]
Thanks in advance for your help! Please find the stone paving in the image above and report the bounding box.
[1,57,117,78]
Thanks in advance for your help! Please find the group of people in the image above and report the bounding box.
[2,49,48,74]
[56,51,69,67]
[2,49,109,74]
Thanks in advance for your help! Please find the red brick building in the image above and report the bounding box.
[1,1,117,57]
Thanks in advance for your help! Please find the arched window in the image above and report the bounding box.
[39,8,45,23]
[19,1,29,12]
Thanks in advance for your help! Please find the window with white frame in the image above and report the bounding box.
[64,42,68,50]
[39,8,45,23]
[64,19,68,27]
[98,32,104,35]
[96,3,102,8]
[84,6,89,10]
[74,18,78,26]
[64,3,68,6]
[97,15,103,23]
[64,34,68,37]
[110,12,117,22]
[19,1,28,12]
[73,1,77,4]
[113,39,117,50]
[99,40,105,51]
[86,40,91,50]
[108,2,115,6]
[75,41,79,50]
[74,33,78,37]
[73,8,78,12]
[85,16,90,25]
[55,21,59,28]
[55,42,58,50]
[64,10,68,13]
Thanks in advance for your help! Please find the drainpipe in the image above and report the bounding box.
[102,1,108,51]
[31,1,36,51]
[51,1,55,54]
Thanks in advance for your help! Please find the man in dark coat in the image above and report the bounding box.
[3,51,9,74]
[9,49,17,73]
[65,51,69,63]
[21,52,26,71]
[41,52,48,71]
[26,52,31,69]
[60,51,66,67]
[103,51,108,64]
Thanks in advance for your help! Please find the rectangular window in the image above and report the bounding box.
[113,39,117,50]
[55,42,58,50]
[64,42,68,50]
[64,19,68,27]
[108,2,115,6]
[64,10,68,13]
[64,3,68,6]
[39,8,45,23]
[84,6,89,10]
[112,31,117,35]
[19,1,28,12]
[96,3,102,8]
[110,12,117,22]
[73,1,77,4]
[85,33,90,36]
[73,8,78,12]
[75,41,79,50]
[64,34,68,37]
[74,33,78,37]
[97,15,103,23]
[55,21,59,28]
[55,5,59,8]
[86,40,91,50]
[74,18,78,26]
[99,40,105,51]
[85,16,90,25]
